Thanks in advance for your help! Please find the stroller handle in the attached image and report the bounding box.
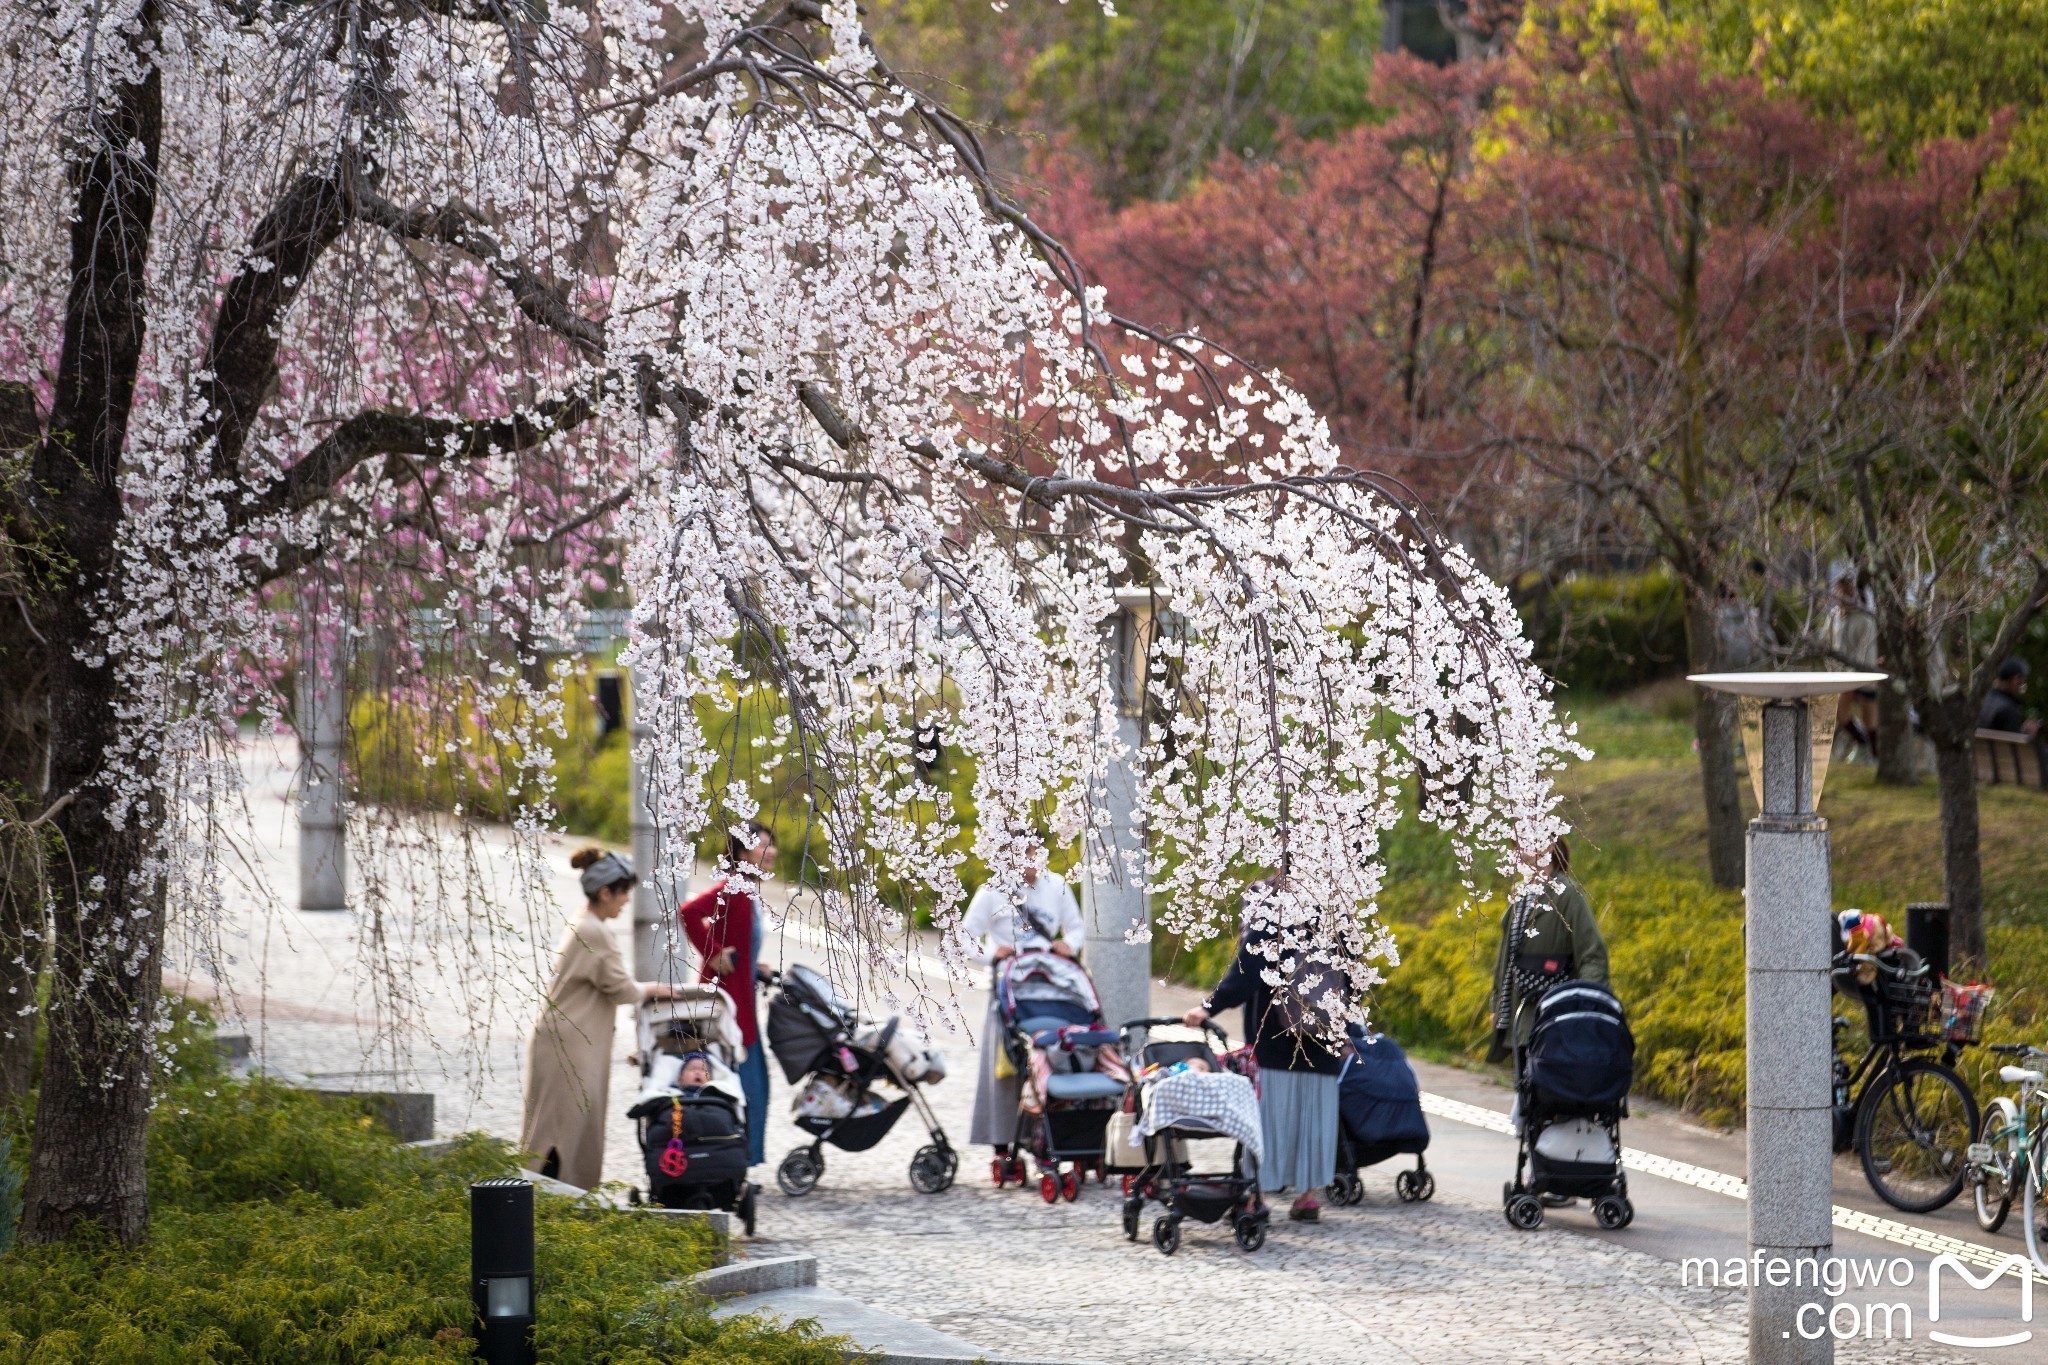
[1121,1015,1231,1046]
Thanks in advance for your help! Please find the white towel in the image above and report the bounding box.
[1138,1070,1264,1165]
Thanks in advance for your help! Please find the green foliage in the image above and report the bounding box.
[1517,570,1689,697]
[0,1080,844,1364]
[873,0,1384,205]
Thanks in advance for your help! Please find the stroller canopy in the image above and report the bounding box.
[1525,981,1635,1112]
[639,985,743,1064]
[768,965,855,1084]
[999,951,1103,1032]
[1338,1032,1429,1154]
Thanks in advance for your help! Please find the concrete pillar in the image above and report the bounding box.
[297,646,347,914]
[1083,593,1156,1031]
[1746,698,1834,1364]
[626,668,669,984]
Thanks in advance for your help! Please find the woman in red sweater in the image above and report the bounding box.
[679,821,776,1164]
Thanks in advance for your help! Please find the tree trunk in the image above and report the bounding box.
[1686,593,1745,888]
[20,10,163,1245]
[0,655,47,1101]
[1873,674,1917,786]
[1930,725,1986,972]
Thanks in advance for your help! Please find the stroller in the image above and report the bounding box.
[1112,1017,1270,1255]
[1502,979,1636,1232]
[624,984,758,1234]
[763,963,957,1197]
[1327,1028,1434,1206]
[995,950,1129,1201]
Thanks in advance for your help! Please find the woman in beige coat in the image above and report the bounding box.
[521,847,676,1190]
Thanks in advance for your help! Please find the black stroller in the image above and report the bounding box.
[1327,1028,1434,1206]
[1502,979,1636,1231]
[624,986,758,1234]
[763,963,957,1197]
[1113,1017,1270,1255]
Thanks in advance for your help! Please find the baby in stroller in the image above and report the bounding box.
[1112,1018,1270,1254]
[625,984,758,1234]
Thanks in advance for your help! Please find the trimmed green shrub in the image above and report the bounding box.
[0,1079,844,1365]
[1519,569,1689,697]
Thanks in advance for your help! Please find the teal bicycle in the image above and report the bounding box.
[1969,1043,2048,1274]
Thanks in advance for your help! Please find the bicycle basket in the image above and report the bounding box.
[1939,979,1993,1044]
[1866,970,1939,1043]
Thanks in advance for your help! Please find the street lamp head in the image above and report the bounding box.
[1687,671,1887,816]
[1687,671,1886,700]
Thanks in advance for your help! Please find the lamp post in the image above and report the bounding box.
[626,667,668,983]
[470,1177,536,1365]
[1084,588,1160,1032]
[297,622,348,914]
[1689,670,1884,1364]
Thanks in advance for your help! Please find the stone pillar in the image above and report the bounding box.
[1746,698,1834,1364]
[1083,594,1156,1031]
[297,642,347,914]
[626,667,668,983]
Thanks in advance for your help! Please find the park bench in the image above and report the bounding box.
[1976,728,2046,791]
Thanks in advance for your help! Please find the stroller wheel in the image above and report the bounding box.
[1009,1156,1028,1186]
[1395,1170,1420,1203]
[1341,1174,1365,1206]
[1120,1174,1135,1197]
[1413,1170,1435,1202]
[1505,1193,1544,1231]
[739,1183,758,1237]
[1152,1215,1182,1256]
[777,1147,822,1198]
[1122,1196,1143,1241]
[1039,1172,1060,1204]
[910,1145,952,1195]
[1061,1170,1080,1202]
[1234,1215,1266,1253]
[991,1157,1009,1188]
[1594,1195,1629,1230]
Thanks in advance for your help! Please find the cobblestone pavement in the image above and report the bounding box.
[190,741,1969,1365]
[744,973,1962,1365]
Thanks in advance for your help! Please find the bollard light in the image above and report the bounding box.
[471,1177,536,1365]
[1690,670,1884,1365]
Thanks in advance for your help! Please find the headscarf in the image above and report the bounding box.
[579,851,635,898]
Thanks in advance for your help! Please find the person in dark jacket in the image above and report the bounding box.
[1982,658,2040,739]
[1182,883,1345,1223]
[1487,838,1608,1065]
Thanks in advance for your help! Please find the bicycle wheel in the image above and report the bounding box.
[2027,1134,2048,1276]
[1974,1097,2020,1233]
[1856,1056,1980,1212]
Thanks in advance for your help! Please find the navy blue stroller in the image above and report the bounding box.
[1503,980,1636,1231]
[1327,1030,1434,1205]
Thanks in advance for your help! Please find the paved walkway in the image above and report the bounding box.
[178,740,2029,1363]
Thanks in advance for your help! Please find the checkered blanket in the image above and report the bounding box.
[1137,1069,1263,1165]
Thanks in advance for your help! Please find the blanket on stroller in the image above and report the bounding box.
[1137,1069,1263,1164]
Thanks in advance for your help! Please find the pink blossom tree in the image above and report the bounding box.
[0,0,1579,1243]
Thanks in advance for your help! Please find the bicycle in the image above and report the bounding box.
[1831,952,1980,1213]
[1970,1044,2048,1274]
[1969,1044,2048,1234]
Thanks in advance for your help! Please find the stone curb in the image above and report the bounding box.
[690,1253,817,1298]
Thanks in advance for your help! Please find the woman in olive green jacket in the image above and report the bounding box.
[1487,838,1608,1064]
